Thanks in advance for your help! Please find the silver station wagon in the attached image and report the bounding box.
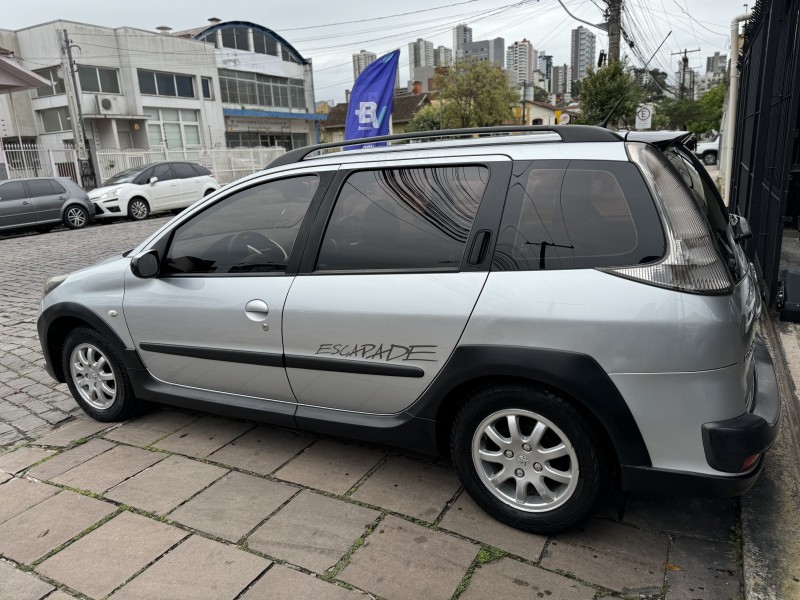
[38,126,780,533]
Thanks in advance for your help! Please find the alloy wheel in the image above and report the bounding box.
[69,343,117,410]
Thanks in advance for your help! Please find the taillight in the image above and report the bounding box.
[742,453,760,471]
[600,143,734,295]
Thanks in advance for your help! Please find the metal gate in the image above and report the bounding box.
[730,0,800,305]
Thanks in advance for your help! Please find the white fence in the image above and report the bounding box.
[1,142,80,183]
[95,147,286,186]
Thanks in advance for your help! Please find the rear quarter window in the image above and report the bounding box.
[493,160,665,271]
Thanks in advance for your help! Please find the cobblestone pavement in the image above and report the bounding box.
[0,219,743,599]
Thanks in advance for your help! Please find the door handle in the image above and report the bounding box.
[21,200,30,205]
[244,299,269,321]
[468,230,492,265]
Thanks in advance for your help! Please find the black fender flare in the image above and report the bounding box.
[406,345,652,467]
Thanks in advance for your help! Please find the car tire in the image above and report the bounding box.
[451,383,607,534]
[63,205,89,229]
[61,327,143,422]
[203,188,214,197]
[703,152,717,165]
[128,198,150,221]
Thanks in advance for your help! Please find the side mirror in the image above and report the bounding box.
[130,250,160,279]
[149,176,158,185]
[731,214,753,242]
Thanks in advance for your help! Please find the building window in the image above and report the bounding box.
[201,77,213,99]
[218,69,306,110]
[144,107,201,148]
[252,31,278,56]
[34,67,65,97]
[77,66,120,94]
[225,131,307,150]
[39,107,72,133]
[137,70,195,98]
[221,26,250,51]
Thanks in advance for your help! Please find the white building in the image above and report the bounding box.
[570,26,596,83]
[352,49,376,82]
[408,38,434,81]
[434,46,453,68]
[506,39,537,87]
[0,18,321,155]
[453,24,472,61]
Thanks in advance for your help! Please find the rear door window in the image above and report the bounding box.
[315,165,488,271]
[152,164,174,182]
[493,160,664,271]
[191,164,212,176]
[26,179,56,197]
[173,163,198,179]
[50,180,67,194]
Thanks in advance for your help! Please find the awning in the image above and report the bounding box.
[0,56,48,93]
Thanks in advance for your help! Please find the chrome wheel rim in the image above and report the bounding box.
[69,343,117,410]
[67,207,86,227]
[130,201,148,219]
[472,409,579,513]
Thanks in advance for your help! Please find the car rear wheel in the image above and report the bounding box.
[63,205,89,229]
[62,327,143,421]
[451,383,607,534]
[128,198,150,221]
[703,152,717,165]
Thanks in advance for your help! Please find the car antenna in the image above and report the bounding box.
[597,31,672,128]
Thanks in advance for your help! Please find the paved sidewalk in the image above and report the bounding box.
[0,217,744,599]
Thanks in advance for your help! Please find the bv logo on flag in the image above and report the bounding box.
[344,50,400,149]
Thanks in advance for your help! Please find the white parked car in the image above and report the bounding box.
[89,161,219,221]
[694,136,720,165]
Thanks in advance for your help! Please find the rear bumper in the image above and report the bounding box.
[701,336,781,473]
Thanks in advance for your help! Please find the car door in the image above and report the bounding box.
[172,162,204,206]
[283,156,511,415]
[146,163,181,210]
[26,179,65,223]
[122,168,334,411]
[0,180,35,229]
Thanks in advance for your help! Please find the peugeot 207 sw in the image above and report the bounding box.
[38,126,780,534]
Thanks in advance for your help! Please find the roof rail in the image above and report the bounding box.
[266,125,622,169]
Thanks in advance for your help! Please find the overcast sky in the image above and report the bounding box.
[4,0,744,103]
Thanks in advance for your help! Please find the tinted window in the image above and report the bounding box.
[191,164,211,176]
[50,180,67,194]
[493,160,664,271]
[164,175,319,275]
[27,179,56,197]
[0,181,27,201]
[172,163,198,179]
[151,164,174,181]
[316,166,488,271]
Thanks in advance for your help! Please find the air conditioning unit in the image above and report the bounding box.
[96,96,120,115]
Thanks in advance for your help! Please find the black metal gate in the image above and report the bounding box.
[730,0,800,305]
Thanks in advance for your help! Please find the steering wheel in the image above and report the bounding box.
[226,231,288,262]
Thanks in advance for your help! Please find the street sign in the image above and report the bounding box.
[558,113,571,125]
[635,105,652,130]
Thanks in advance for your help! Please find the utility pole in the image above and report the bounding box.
[62,30,87,160]
[671,48,700,99]
[606,0,622,62]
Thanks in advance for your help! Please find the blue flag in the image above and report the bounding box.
[344,50,400,149]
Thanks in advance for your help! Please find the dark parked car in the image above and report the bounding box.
[0,177,93,233]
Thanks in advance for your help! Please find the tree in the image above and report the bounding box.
[577,60,644,126]
[433,59,519,128]
[533,86,549,102]
[407,102,451,132]
[689,83,726,134]
[651,83,725,134]
[642,70,668,102]
[652,97,696,130]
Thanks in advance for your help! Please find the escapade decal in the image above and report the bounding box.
[315,343,437,362]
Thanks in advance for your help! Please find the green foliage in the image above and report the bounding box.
[576,60,644,126]
[406,102,448,132]
[434,58,519,128]
[642,69,668,101]
[533,86,549,102]
[690,83,726,133]
[651,83,726,134]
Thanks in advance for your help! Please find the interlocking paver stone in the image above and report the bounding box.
[34,418,112,447]
[666,536,739,599]
[340,515,478,600]
[52,444,164,493]
[110,535,269,600]
[461,557,595,600]
[439,492,547,561]
[154,417,253,458]
[247,490,379,572]
[105,455,228,515]
[169,471,296,542]
[240,564,368,600]
[624,493,737,542]
[27,439,116,482]
[0,559,54,600]
[0,491,116,564]
[0,478,60,525]
[0,447,53,474]
[37,511,188,599]
[352,456,461,521]
[209,426,313,475]
[274,440,384,496]
[541,519,669,594]
[103,410,197,447]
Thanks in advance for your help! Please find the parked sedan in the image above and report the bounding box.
[89,161,219,221]
[0,177,92,233]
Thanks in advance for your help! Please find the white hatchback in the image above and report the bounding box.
[89,161,219,221]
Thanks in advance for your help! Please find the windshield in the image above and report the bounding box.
[103,166,146,186]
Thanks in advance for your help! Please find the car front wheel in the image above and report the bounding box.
[128,198,150,221]
[62,327,143,421]
[703,152,718,165]
[451,383,607,534]
[63,205,89,229]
